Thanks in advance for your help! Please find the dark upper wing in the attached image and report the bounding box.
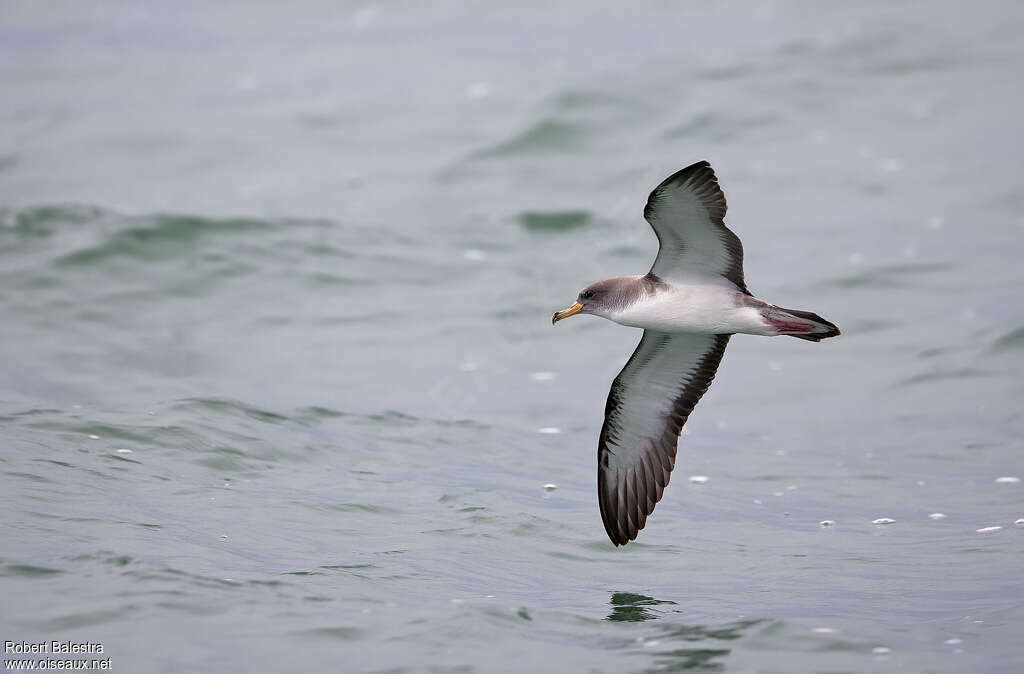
[598,330,730,546]
[644,160,748,293]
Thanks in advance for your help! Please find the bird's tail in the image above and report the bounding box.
[761,306,841,342]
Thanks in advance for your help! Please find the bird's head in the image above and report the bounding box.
[552,280,617,324]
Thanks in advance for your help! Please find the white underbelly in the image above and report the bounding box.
[609,284,772,335]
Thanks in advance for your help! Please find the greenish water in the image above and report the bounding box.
[2,2,1023,672]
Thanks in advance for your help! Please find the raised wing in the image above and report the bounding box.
[644,160,748,293]
[598,331,730,546]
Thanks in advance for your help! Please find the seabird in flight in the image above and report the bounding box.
[552,160,839,546]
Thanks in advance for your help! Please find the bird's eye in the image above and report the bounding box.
[581,290,595,300]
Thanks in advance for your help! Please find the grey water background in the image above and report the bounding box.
[2,1,1023,672]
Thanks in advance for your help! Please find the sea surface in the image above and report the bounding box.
[2,2,1023,672]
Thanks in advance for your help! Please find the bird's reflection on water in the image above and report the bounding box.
[606,592,764,671]
[606,592,679,622]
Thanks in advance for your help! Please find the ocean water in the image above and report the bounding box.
[2,2,1024,672]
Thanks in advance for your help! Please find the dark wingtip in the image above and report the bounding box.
[660,160,715,190]
[602,509,639,547]
[551,312,559,325]
[607,531,630,547]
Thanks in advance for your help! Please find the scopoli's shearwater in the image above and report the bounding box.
[552,160,839,546]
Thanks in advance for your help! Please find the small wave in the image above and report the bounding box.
[292,626,366,641]
[897,368,997,387]
[518,210,591,233]
[171,397,291,425]
[0,204,105,237]
[601,244,650,260]
[826,262,954,290]
[57,213,271,266]
[469,118,585,160]
[4,470,56,484]
[294,405,348,421]
[990,325,1024,352]
[1,563,63,577]
[304,270,374,287]
[662,111,781,143]
[319,502,402,515]
[549,88,631,111]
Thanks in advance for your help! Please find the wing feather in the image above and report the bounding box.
[598,331,730,546]
[644,161,748,293]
